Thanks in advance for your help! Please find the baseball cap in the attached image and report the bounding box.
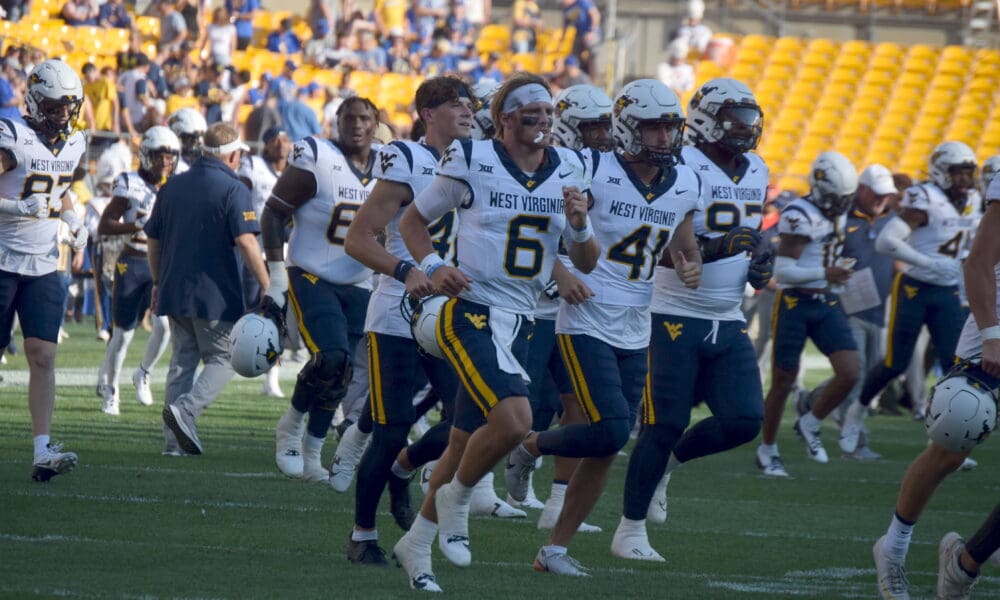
[859,164,898,196]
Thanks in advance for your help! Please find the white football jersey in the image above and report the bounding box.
[653,146,768,321]
[237,154,280,219]
[112,171,158,253]
[956,178,1000,360]
[175,157,190,175]
[414,139,589,313]
[0,119,86,276]
[901,183,978,287]
[286,137,378,286]
[365,139,460,338]
[559,151,702,349]
[774,197,846,290]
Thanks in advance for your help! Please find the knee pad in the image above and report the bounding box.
[298,349,352,411]
[591,419,631,456]
[717,416,763,448]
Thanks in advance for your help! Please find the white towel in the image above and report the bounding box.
[489,306,531,384]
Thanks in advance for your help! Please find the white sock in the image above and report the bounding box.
[450,477,474,504]
[885,513,914,562]
[542,544,567,556]
[33,434,50,459]
[142,315,170,371]
[106,327,134,388]
[618,516,645,531]
[759,443,778,456]
[351,528,378,542]
[391,460,413,480]
[303,434,324,453]
[800,411,821,431]
[282,405,306,424]
[410,514,439,546]
[548,482,568,504]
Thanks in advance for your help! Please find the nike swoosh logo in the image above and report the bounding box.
[751,168,758,173]
[559,170,573,178]
[676,189,688,194]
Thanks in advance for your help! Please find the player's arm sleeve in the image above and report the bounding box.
[227,183,260,240]
[875,215,932,268]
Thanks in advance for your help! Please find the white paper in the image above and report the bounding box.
[838,266,881,315]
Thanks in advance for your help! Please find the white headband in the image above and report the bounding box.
[204,138,250,156]
[501,83,552,113]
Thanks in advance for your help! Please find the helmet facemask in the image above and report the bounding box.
[635,118,685,167]
[712,104,763,154]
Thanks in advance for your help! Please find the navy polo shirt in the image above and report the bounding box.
[842,207,894,326]
[145,155,260,322]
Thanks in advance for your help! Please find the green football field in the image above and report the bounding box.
[2,320,998,599]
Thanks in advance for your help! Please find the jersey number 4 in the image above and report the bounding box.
[937,231,963,259]
[608,225,670,280]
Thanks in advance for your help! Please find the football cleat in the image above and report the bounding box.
[507,467,544,509]
[959,457,978,471]
[647,472,670,524]
[471,472,527,518]
[504,443,538,502]
[611,518,665,562]
[434,482,472,567]
[839,401,867,454]
[346,533,390,568]
[794,417,829,463]
[31,442,78,482]
[874,534,911,600]
[937,532,977,600]
[329,423,370,492]
[847,445,882,461]
[98,384,119,416]
[534,547,591,577]
[755,447,789,478]
[275,412,305,478]
[393,532,442,593]
[163,403,202,455]
[132,367,154,406]
[389,473,416,530]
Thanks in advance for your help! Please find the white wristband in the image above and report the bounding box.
[266,261,287,293]
[0,198,22,216]
[981,326,1000,341]
[570,218,594,243]
[420,253,445,274]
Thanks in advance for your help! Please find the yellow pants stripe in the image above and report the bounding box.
[556,334,601,424]
[643,351,655,425]
[436,298,496,415]
[884,272,904,367]
[286,283,319,354]
[367,333,386,425]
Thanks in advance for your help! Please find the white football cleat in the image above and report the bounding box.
[275,412,305,478]
[329,423,370,492]
[470,472,527,518]
[132,367,154,406]
[794,417,828,464]
[99,384,119,416]
[839,401,866,454]
[31,442,78,482]
[647,472,670,524]
[873,534,910,600]
[393,531,442,593]
[504,443,537,502]
[959,457,978,471]
[534,547,590,577]
[611,518,665,562]
[755,446,789,478]
[434,482,472,567]
[937,532,977,600]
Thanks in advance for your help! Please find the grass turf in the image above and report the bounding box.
[1,320,998,599]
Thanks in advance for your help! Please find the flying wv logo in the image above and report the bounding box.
[379,151,396,172]
[783,295,798,310]
[664,321,683,341]
[903,285,919,300]
[465,313,487,330]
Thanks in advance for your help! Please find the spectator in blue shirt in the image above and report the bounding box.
[419,38,457,77]
[0,61,23,122]
[279,90,322,142]
[146,123,268,456]
[353,31,388,73]
[226,0,260,51]
[267,18,303,54]
[561,0,601,75]
[98,0,131,28]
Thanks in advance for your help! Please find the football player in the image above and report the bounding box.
[392,73,599,592]
[0,60,88,481]
[340,76,470,565]
[96,126,181,415]
[262,97,380,482]
[755,151,861,476]
[612,78,769,560]
[527,83,613,530]
[840,142,980,454]
[506,78,702,573]
[238,126,291,399]
[873,166,1000,600]
[166,107,207,174]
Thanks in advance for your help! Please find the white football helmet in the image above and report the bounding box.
[229,312,282,377]
[808,151,858,217]
[612,79,685,164]
[552,84,613,151]
[929,141,978,191]
[139,126,181,174]
[167,108,208,161]
[408,295,448,359]
[926,366,997,453]
[686,77,763,153]
[470,80,500,141]
[980,154,1000,196]
[25,59,83,137]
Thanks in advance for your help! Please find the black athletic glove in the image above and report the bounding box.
[747,249,774,290]
[699,227,761,262]
[257,294,288,340]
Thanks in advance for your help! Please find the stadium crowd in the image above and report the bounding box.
[2,0,1000,599]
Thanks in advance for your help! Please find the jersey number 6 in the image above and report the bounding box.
[504,215,550,278]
